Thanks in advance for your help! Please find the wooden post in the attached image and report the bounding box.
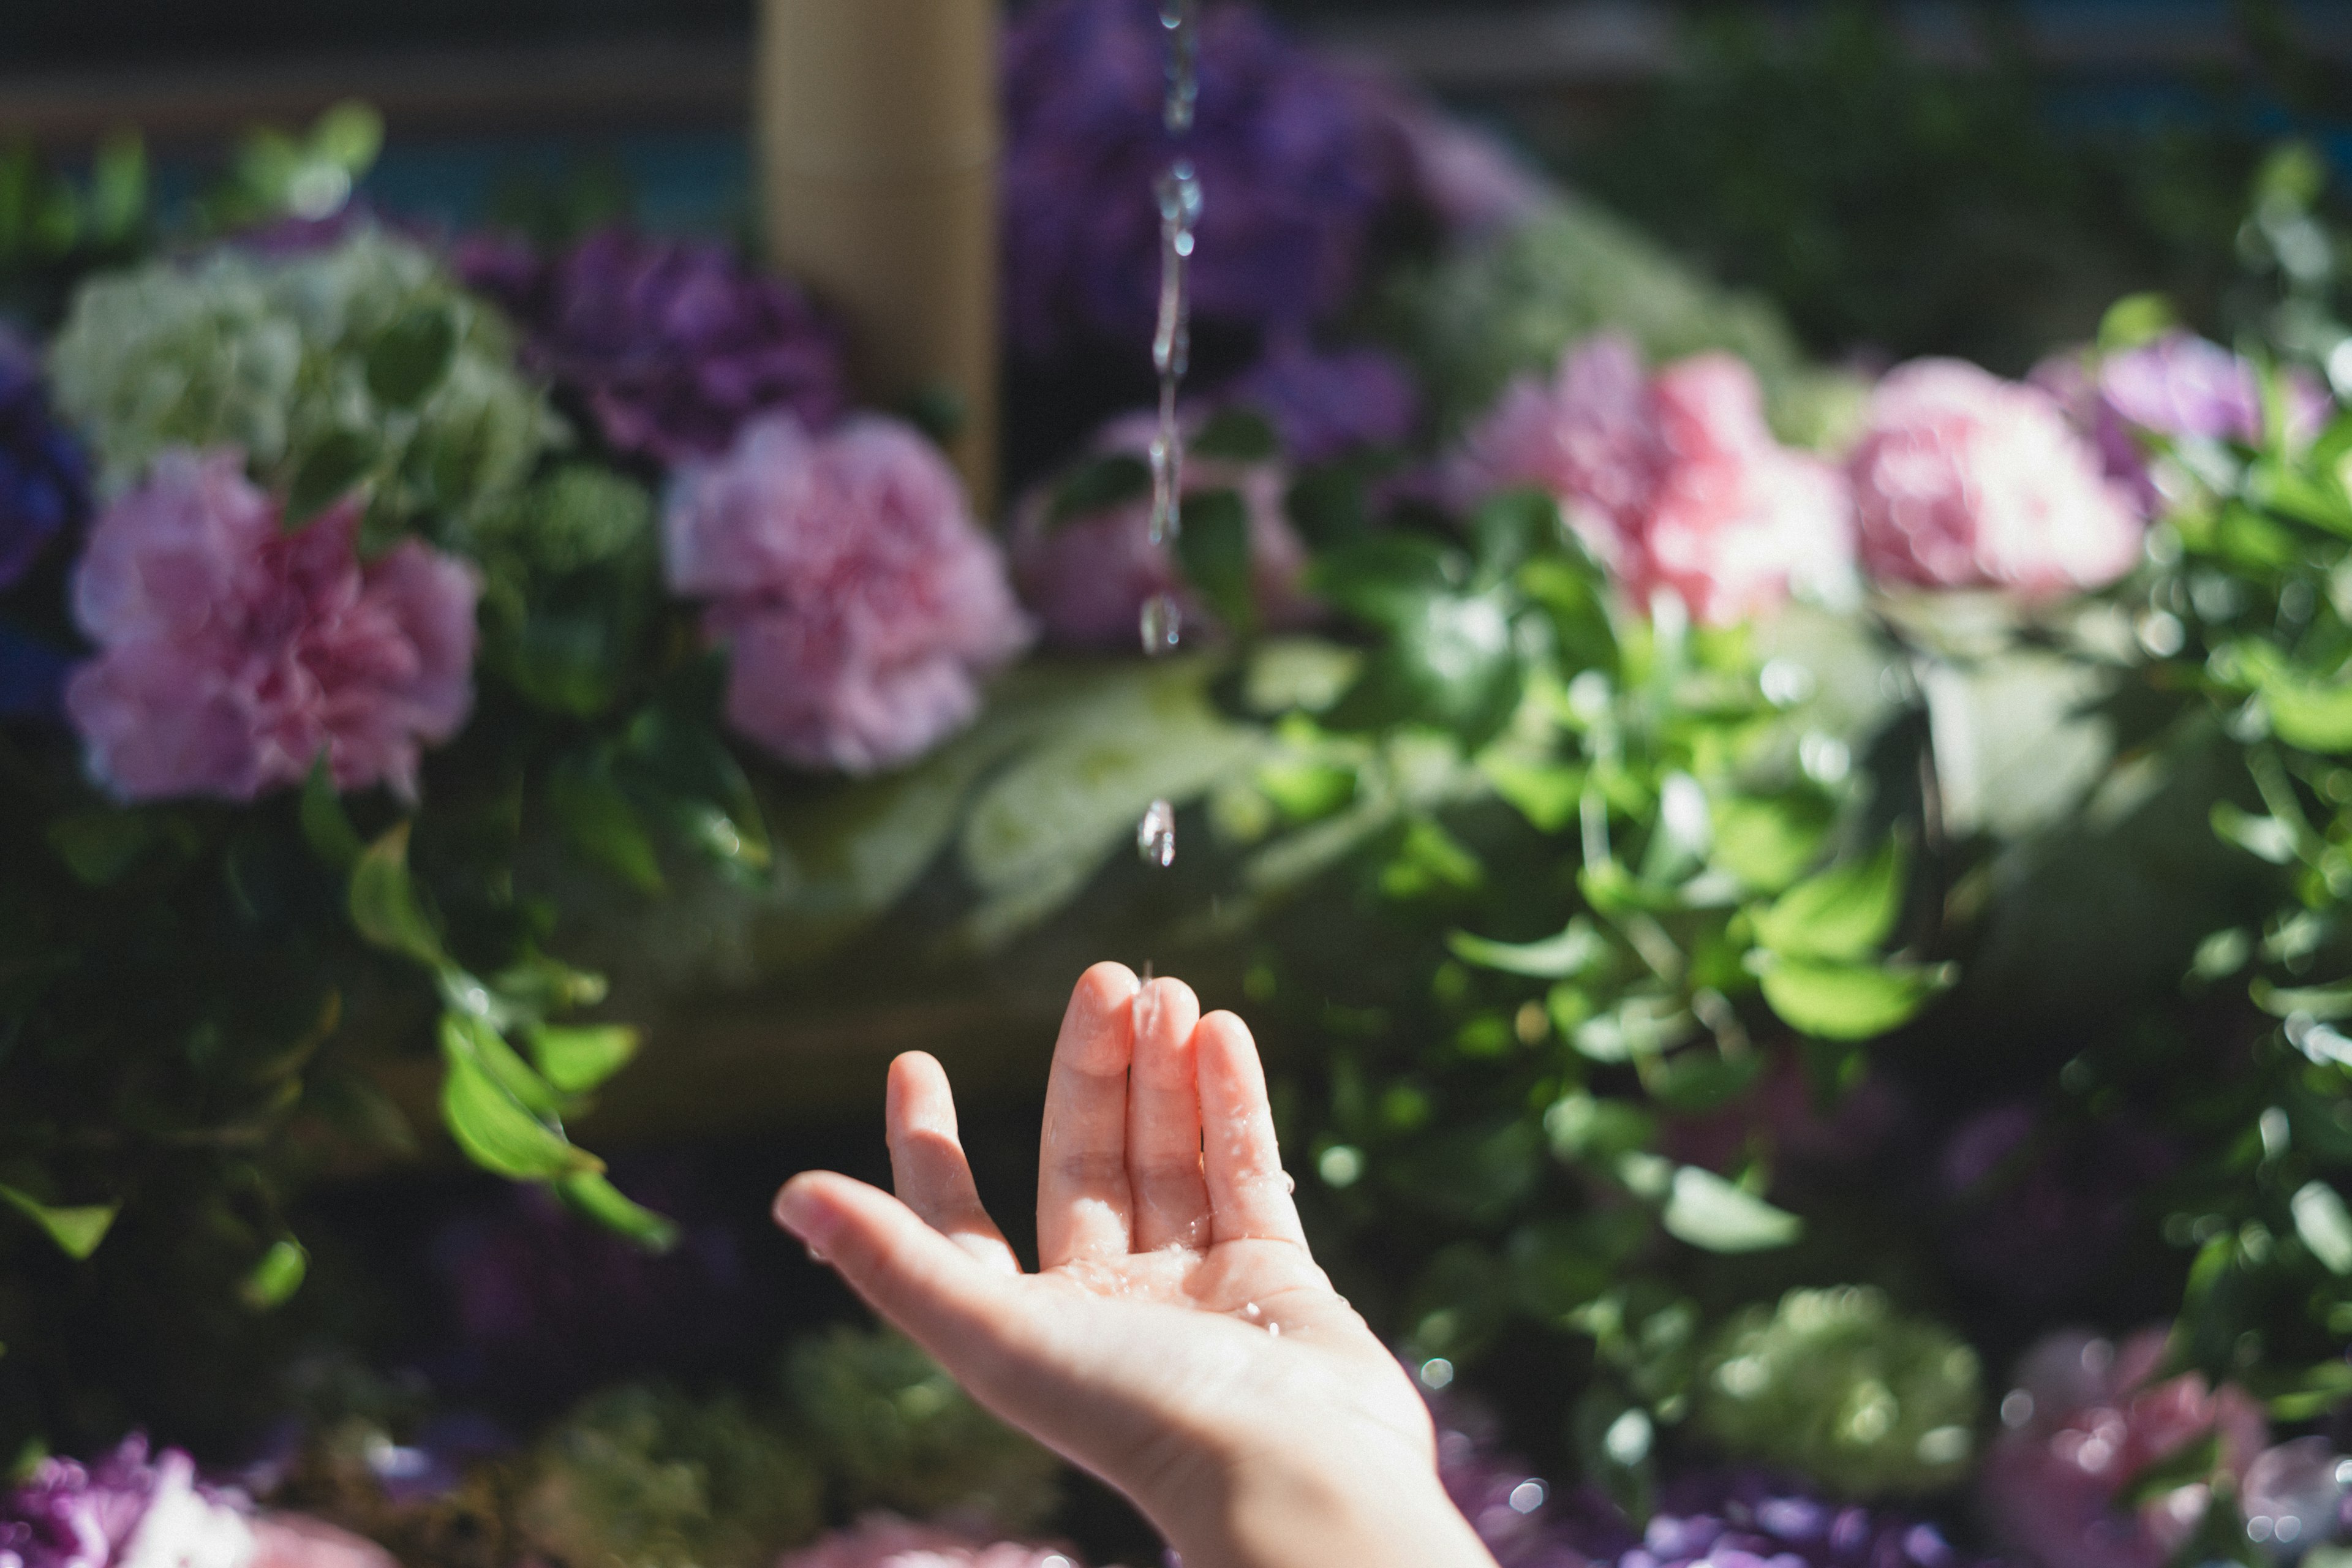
[757,0,1002,515]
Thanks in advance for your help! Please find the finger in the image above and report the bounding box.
[1126,978,1212,1250]
[775,1171,1025,1385]
[1195,1011,1309,1248]
[1036,961,1140,1268]
[886,1052,1022,1276]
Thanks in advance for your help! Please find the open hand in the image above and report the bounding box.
[772,963,1493,1568]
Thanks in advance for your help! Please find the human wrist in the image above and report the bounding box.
[1154,1435,1494,1568]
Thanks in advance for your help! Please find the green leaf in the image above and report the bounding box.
[2254,662,2352,753]
[1305,534,1456,629]
[2097,293,2176,352]
[1175,488,1256,633]
[1449,916,1608,979]
[347,823,447,967]
[1760,959,1949,1041]
[2290,1181,2352,1275]
[1047,453,1151,527]
[46,810,154,886]
[285,429,376,526]
[1379,817,1485,900]
[548,758,665,895]
[1191,406,1279,462]
[1468,488,1558,589]
[240,1238,309,1310]
[1480,756,1583,832]
[527,1023,640,1096]
[298,758,364,871]
[1544,1094,1657,1165]
[442,1012,564,1120]
[1751,839,1904,961]
[1710,793,1833,893]
[1660,1165,1802,1253]
[439,1023,600,1181]
[556,1172,680,1251]
[365,304,459,410]
[2254,979,2352,1019]
[0,1186,118,1260]
[1327,588,1525,748]
[1572,995,1692,1063]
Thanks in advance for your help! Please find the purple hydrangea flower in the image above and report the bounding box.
[0,1435,254,1568]
[1221,332,1421,463]
[0,325,89,593]
[456,227,848,465]
[1002,0,1411,356]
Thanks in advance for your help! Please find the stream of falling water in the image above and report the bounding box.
[1136,0,1200,873]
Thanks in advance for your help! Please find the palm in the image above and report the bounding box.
[775,963,1434,1506]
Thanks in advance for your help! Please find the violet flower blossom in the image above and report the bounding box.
[1453,333,1855,625]
[0,324,88,592]
[1009,409,1313,649]
[1222,333,1422,464]
[458,228,848,465]
[664,414,1030,774]
[1980,1327,2267,1568]
[1001,0,1410,356]
[774,1514,1085,1568]
[1847,360,2143,597]
[64,448,479,803]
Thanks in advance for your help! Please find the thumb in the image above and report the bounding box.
[774,1170,1024,1381]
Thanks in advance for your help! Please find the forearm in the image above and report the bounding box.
[1156,1450,1498,1568]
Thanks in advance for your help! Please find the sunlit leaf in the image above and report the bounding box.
[1759,958,1949,1041]
[1710,793,1833,892]
[556,1172,679,1251]
[528,1023,640,1096]
[1660,1166,1802,1253]
[1751,839,1904,960]
[439,1041,600,1182]
[347,823,446,967]
[441,1012,563,1120]
[0,1186,117,1260]
[1449,916,1608,979]
[240,1238,309,1310]
[2291,1181,2352,1275]
[298,758,363,871]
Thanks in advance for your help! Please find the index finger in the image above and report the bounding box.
[1195,1010,1308,1248]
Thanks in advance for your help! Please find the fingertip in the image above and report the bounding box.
[888,1051,957,1133]
[773,1169,854,1251]
[1194,1010,1265,1085]
[1074,960,1141,1014]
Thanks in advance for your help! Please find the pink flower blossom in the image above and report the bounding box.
[664,415,1031,774]
[63,450,478,804]
[1452,334,1854,625]
[247,1517,398,1568]
[1009,411,1314,649]
[1848,359,2143,596]
[772,1515,1084,1568]
[1980,1327,2268,1568]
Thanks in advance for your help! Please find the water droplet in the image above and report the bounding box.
[1508,1480,1546,1514]
[1418,1357,1454,1390]
[1137,799,1176,868]
[1242,1302,1261,1319]
[1140,592,1182,655]
[1281,1172,1296,1194]
[805,1245,827,1264]
[1267,1322,1281,1338]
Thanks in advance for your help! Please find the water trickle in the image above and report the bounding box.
[1134,0,1204,875]
[1140,591,1182,655]
[1137,799,1177,869]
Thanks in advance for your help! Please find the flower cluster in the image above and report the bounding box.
[64,448,478,802]
[1001,0,1409,356]
[1221,333,1422,464]
[1848,359,2143,596]
[1695,1287,1983,1499]
[1009,409,1311,648]
[1980,1328,2267,1568]
[664,414,1030,773]
[47,228,558,530]
[1453,333,1855,624]
[457,228,848,466]
[775,1516,1084,1568]
[0,325,88,592]
[0,1436,391,1568]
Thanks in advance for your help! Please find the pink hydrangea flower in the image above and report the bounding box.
[665,415,1031,774]
[1452,334,1853,625]
[773,1515,1083,1568]
[1009,411,1314,649]
[1980,1327,2268,1568]
[1848,359,2143,596]
[64,450,479,804]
